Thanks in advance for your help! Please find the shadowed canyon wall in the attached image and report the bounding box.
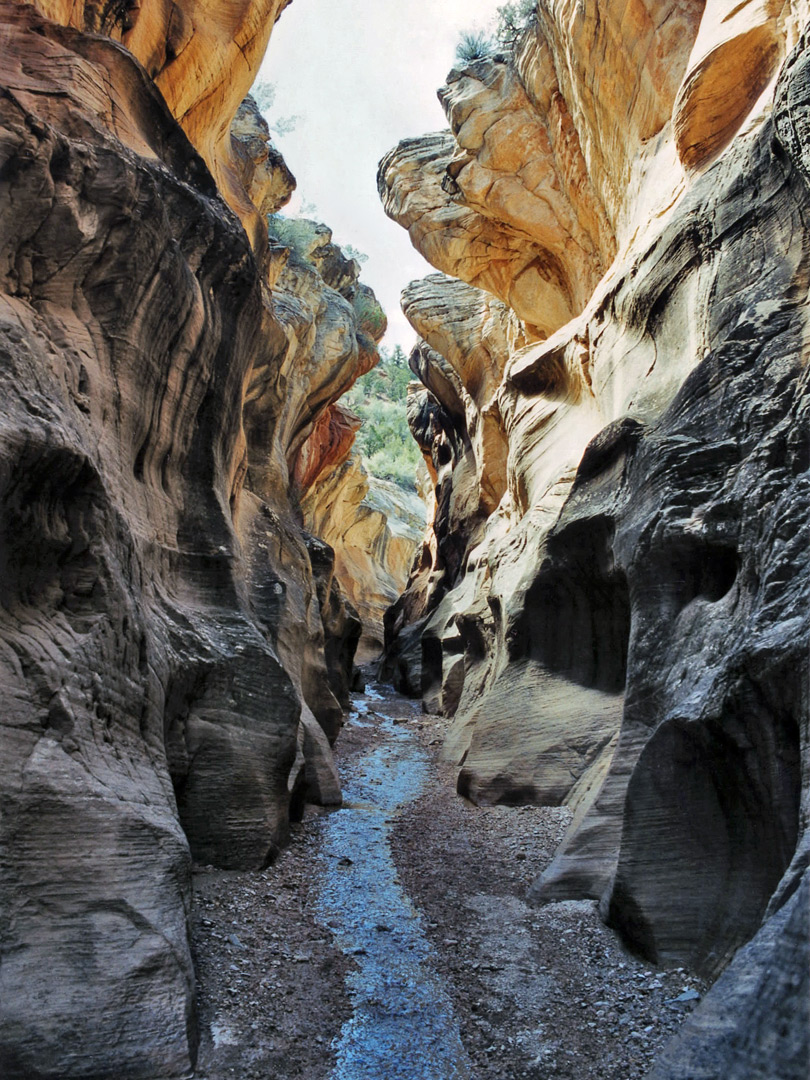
[380,1,810,1073]
[0,2,418,1075]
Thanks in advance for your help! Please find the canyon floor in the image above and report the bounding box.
[190,676,706,1080]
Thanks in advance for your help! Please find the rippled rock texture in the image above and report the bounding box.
[0,2,392,1076]
[302,447,426,662]
[381,2,810,1074]
[30,0,293,245]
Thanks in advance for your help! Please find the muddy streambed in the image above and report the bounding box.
[192,680,706,1080]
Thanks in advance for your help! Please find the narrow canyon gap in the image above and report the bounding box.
[0,2,808,1080]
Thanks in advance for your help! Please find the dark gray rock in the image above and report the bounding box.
[382,14,810,1079]
[646,872,809,1080]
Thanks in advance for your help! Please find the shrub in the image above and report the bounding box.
[455,29,495,64]
[494,1,536,49]
[342,243,368,266]
[352,286,387,341]
[345,346,421,491]
[267,215,321,262]
[250,79,301,136]
[251,80,276,114]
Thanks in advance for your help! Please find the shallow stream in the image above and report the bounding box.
[315,683,471,1080]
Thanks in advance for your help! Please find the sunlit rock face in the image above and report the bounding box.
[378,0,699,338]
[0,1,393,1076]
[231,94,297,221]
[244,214,420,667]
[29,0,293,246]
[382,0,810,1067]
[264,223,384,502]
[302,446,426,662]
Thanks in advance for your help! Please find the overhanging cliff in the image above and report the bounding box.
[0,2,410,1075]
[380,2,810,1074]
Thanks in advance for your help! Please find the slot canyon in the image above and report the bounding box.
[0,1,808,1078]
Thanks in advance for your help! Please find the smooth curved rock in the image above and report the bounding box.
[0,2,393,1076]
[382,6,810,1064]
[303,453,426,661]
[644,872,809,1080]
[29,0,293,247]
[231,94,296,219]
[0,9,287,1074]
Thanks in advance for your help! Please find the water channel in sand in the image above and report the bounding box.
[315,682,471,1080]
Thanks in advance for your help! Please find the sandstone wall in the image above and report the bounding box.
[0,3,395,1076]
[302,444,426,662]
[380,2,810,1072]
[30,0,293,246]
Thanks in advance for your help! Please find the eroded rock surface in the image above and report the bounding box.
[0,2,397,1076]
[302,450,425,661]
[29,0,293,245]
[0,10,275,1074]
[381,1,810,1072]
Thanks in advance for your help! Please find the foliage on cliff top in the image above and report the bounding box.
[267,214,323,261]
[352,286,387,341]
[251,80,301,136]
[455,1,536,62]
[495,1,537,49]
[456,29,495,63]
[345,345,421,491]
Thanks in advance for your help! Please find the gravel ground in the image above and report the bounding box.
[191,819,353,1080]
[191,678,706,1079]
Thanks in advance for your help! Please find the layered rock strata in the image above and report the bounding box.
[0,3,391,1076]
[252,215,424,661]
[302,444,426,661]
[30,0,293,245]
[381,1,810,1072]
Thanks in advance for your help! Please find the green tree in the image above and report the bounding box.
[342,243,369,265]
[494,1,536,49]
[250,79,301,137]
[266,214,321,260]
[345,345,421,490]
[454,1,536,62]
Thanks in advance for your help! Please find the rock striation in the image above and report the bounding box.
[29,0,293,245]
[252,213,424,662]
[302,446,426,661]
[381,1,810,1073]
[0,2,397,1077]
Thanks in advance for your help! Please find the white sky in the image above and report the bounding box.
[258,0,503,351]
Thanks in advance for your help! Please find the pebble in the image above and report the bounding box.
[668,989,701,1004]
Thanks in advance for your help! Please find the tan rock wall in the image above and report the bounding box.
[0,2,400,1076]
[0,8,292,1073]
[302,453,426,661]
[30,0,292,247]
[381,4,810,1047]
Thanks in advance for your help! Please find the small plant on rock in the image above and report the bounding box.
[266,214,321,262]
[352,286,387,341]
[342,243,369,266]
[455,29,496,64]
[250,79,301,137]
